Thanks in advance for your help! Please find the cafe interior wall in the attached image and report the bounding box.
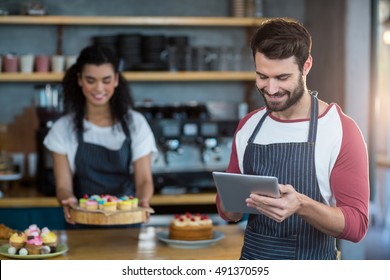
[0,0,354,154]
[0,0,306,155]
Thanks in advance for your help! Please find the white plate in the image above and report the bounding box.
[156,230,225,249]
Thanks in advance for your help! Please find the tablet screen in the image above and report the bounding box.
[212,172,280,214]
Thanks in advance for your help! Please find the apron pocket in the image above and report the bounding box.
[240,229,297,260]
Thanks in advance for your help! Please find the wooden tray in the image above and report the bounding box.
[69,206,154,225]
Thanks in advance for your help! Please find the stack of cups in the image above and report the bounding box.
[231,0,245,17]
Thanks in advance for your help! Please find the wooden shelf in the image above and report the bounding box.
[0,72,62,82]
[0,15,269,26]
[0,16,262,83]
[0,71,255,82]
[124,71,255,81]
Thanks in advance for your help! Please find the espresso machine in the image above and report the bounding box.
[135,102,238,194]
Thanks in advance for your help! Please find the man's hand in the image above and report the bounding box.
[246,184,302,223]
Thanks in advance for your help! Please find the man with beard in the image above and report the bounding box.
[216,18,369,260]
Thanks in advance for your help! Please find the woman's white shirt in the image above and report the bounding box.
[43,109,158,174]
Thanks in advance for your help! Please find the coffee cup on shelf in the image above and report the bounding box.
[51,55,65,73]
[35,55,50,72]
[20,54,35,73]
[3,54,18,73]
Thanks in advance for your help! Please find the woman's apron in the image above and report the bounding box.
[73,121,134,199]
[240,93,337,260]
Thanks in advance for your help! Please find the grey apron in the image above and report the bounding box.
[73,120,134,199]
[240,93,337,260]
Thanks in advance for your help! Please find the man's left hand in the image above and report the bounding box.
[246,184,302,223]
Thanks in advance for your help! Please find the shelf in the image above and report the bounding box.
[0,15,269,26]
[0,16,259,83]
[0,71,255,82]
[0,72,62,82]
[0,16,261,83]
[124,71,255,81]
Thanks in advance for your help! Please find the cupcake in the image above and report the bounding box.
[41,227,57,253]
[25,235,43,255]
[24,224,40,236]
[85,200,98,211]
[118,200,132,211]
[131,197,139,209]
[97,199,105,210]
[9,232,26,250]
[79,198,87,209]
[103,201,117,211]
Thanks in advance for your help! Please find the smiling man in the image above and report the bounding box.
[216,18,370,260]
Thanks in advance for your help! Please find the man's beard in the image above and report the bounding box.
[257,76,305,112]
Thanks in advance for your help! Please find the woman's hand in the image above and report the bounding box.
[134,154,154,224]
[61,197,78,224]
[139,199,151,223]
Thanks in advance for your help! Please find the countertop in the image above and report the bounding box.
[0,193,218,208]
[0,224,244,260]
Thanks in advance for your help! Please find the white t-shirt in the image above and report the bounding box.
[44,109,158,174]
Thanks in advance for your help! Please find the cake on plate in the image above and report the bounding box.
[169,213,213,241]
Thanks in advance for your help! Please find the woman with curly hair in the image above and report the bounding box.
[44,45,157,225]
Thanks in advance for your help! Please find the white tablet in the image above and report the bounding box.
[212,171,280,214]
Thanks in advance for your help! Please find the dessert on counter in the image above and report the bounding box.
[78,194,139,212]
[169,212,213,241]
[7,224,58,256]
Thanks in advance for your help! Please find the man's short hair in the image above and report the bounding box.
[250,18,312,72]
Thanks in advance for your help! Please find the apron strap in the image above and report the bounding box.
[307,92,319,143]
[77,129,84,143]
[120,119,130,139]
[247,110,270,144]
